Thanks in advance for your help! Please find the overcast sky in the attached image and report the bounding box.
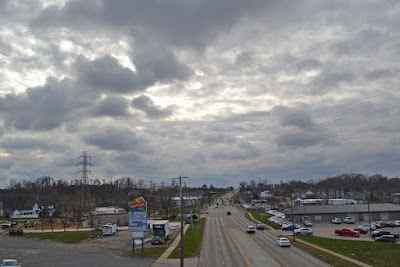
[0,0,400,187]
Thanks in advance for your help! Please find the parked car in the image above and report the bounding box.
[373,221,385,229]
[294,228,313,235]
[303,221,312,227]
[0,259,22,267]
[343,217,354,224]
[359,224,377,231]
[9,229,23,236]
[375,235,397,243]
[331,218,342,224]
[1,221,11,229]
[385,221,395,228]
[334,229,359,237]
[256,224,264,230]
[276,237,291,247]
[246,226,255,233]
[394,221,400,227]
[281,224,300,231]
[353,228,368,234]
[371,230,399,239]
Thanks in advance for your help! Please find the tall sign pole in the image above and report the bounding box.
[128,196,147,254]
[172,176,188,267]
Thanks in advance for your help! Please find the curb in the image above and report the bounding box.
[155,224,190,264]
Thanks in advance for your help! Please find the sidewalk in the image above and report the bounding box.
[247,212,371,267]
[152,224,199,267]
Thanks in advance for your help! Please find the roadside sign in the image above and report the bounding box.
[131,231,144,238]
[128,197,147,232]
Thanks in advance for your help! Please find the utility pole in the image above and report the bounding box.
[291,194,295,242]
[172,176,188,267]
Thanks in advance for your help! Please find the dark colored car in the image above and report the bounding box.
[9,229,23,235]
[375,235,397,243]
[353,228,368,234]
[256,224,264,230]
[386,221,395,228]
[227,211,231,215]
[372,231,399,239]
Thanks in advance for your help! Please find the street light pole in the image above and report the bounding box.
[172,176,188,267]
[291,194,295,242]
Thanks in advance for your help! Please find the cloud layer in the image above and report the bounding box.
[1,0,400,187]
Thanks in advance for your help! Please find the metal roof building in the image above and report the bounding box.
[285,203,400,224]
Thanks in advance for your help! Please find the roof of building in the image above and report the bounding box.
[290,203,400,215]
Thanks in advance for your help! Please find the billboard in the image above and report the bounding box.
[128,197,147,232]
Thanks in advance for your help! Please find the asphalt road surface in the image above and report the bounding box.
[0,234,155,267]
[199,194,330,267]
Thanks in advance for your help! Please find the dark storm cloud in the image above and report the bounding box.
[272,106,313,129]
[0,77,97,131]
[75,55,151,93]
[309,70,354,95]
[91,95,130,118]
[83,125,144,152]
[131,95,174,119]
[31,0,269,50]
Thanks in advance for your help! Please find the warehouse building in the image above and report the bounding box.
[286,203,400,224]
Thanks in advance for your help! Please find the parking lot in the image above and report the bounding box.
[279,222,400,242]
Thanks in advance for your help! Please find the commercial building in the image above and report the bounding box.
[286,203,400,224]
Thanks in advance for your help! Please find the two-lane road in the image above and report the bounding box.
[199,195,330,267]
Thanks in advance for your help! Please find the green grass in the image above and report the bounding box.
[287,236,359,267]
[297,235,400,267]
[250,212,281,230]
[168,218,206,258]
[124,246,168,258]
[245,213,259,224]
[24,230,101,243]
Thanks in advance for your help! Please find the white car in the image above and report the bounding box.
[276,237,291,247]
[246,226,255,233]
[0,259,22,267]
[394,221,400,227]
[294,228,313,235]
[331,218,342,224]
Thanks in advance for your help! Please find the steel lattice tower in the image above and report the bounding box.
[77,151,92,185]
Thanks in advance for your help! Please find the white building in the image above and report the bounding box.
[11,203,41,219]
[94,206,126,215]
[172,196,202,206]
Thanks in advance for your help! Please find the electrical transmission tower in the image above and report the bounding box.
[77,151,92,213]
[77,151,92,185]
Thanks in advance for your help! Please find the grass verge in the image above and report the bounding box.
[24,230,101,243]
[168,218,206,259]
[287,236,359,267]
[245,213,259,225]
[124,246,168,258]
[297,235,400,267]
[249,212,281,230]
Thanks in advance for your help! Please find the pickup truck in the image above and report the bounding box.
[371,230,400,239]
[335,229,360,237]
[343,217,354,224]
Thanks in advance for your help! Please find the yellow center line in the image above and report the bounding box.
[247,234,282,267]
[222,217,249,267]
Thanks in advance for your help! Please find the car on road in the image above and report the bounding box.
[226,211,231,215]
[276,237,291,247]
[353,228,368,234]
[256,224,264,230]
[294,228,313,235]
[331,218,342,224]
[0,259,22,267]
[375,235,397,243]
[281,224,300,231]
[334,229,359,237]
[246,226,255,233]
[303,221,312,227]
